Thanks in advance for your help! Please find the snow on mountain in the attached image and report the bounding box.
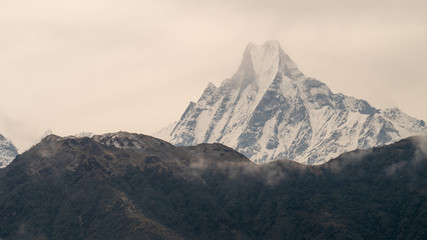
[73,132,95,138]
[0,134,18,168]
[154,121,177,141]
[92,132,150,149]
[155,40,427,164]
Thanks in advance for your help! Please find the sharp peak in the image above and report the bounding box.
[236,40,298,77]
[246,40,282,50]
[242,40,294,63]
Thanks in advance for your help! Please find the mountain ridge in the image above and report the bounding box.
[155,40,427,164]
[1,132,427,239]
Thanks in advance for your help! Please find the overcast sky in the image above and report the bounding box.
[1,0,427,151]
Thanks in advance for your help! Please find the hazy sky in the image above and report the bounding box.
[1,0,427,151]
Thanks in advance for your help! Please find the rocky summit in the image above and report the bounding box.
[156,40,427,164]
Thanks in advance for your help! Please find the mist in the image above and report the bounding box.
[1,0,427,150]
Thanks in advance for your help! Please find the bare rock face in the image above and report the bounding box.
[155,40,427,164]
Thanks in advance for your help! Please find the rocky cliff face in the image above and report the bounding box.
[156,40,427,164]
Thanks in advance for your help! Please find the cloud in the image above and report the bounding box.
[412,136,427,164]
[384,136,427,176]
[325,150,371,173]
[0,110,44,152]
[187,155,310,186]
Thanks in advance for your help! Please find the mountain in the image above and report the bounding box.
[155,40,427,164]
[0,133,18,168]
[1,132,427,239]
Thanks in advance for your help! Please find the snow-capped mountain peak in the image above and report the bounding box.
[155,40,427,164]
[0,134,18,168]
[229,41,301,95]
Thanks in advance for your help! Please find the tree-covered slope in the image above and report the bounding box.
[0,133,426,239]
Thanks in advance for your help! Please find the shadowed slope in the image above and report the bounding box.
[0,133,426,239]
